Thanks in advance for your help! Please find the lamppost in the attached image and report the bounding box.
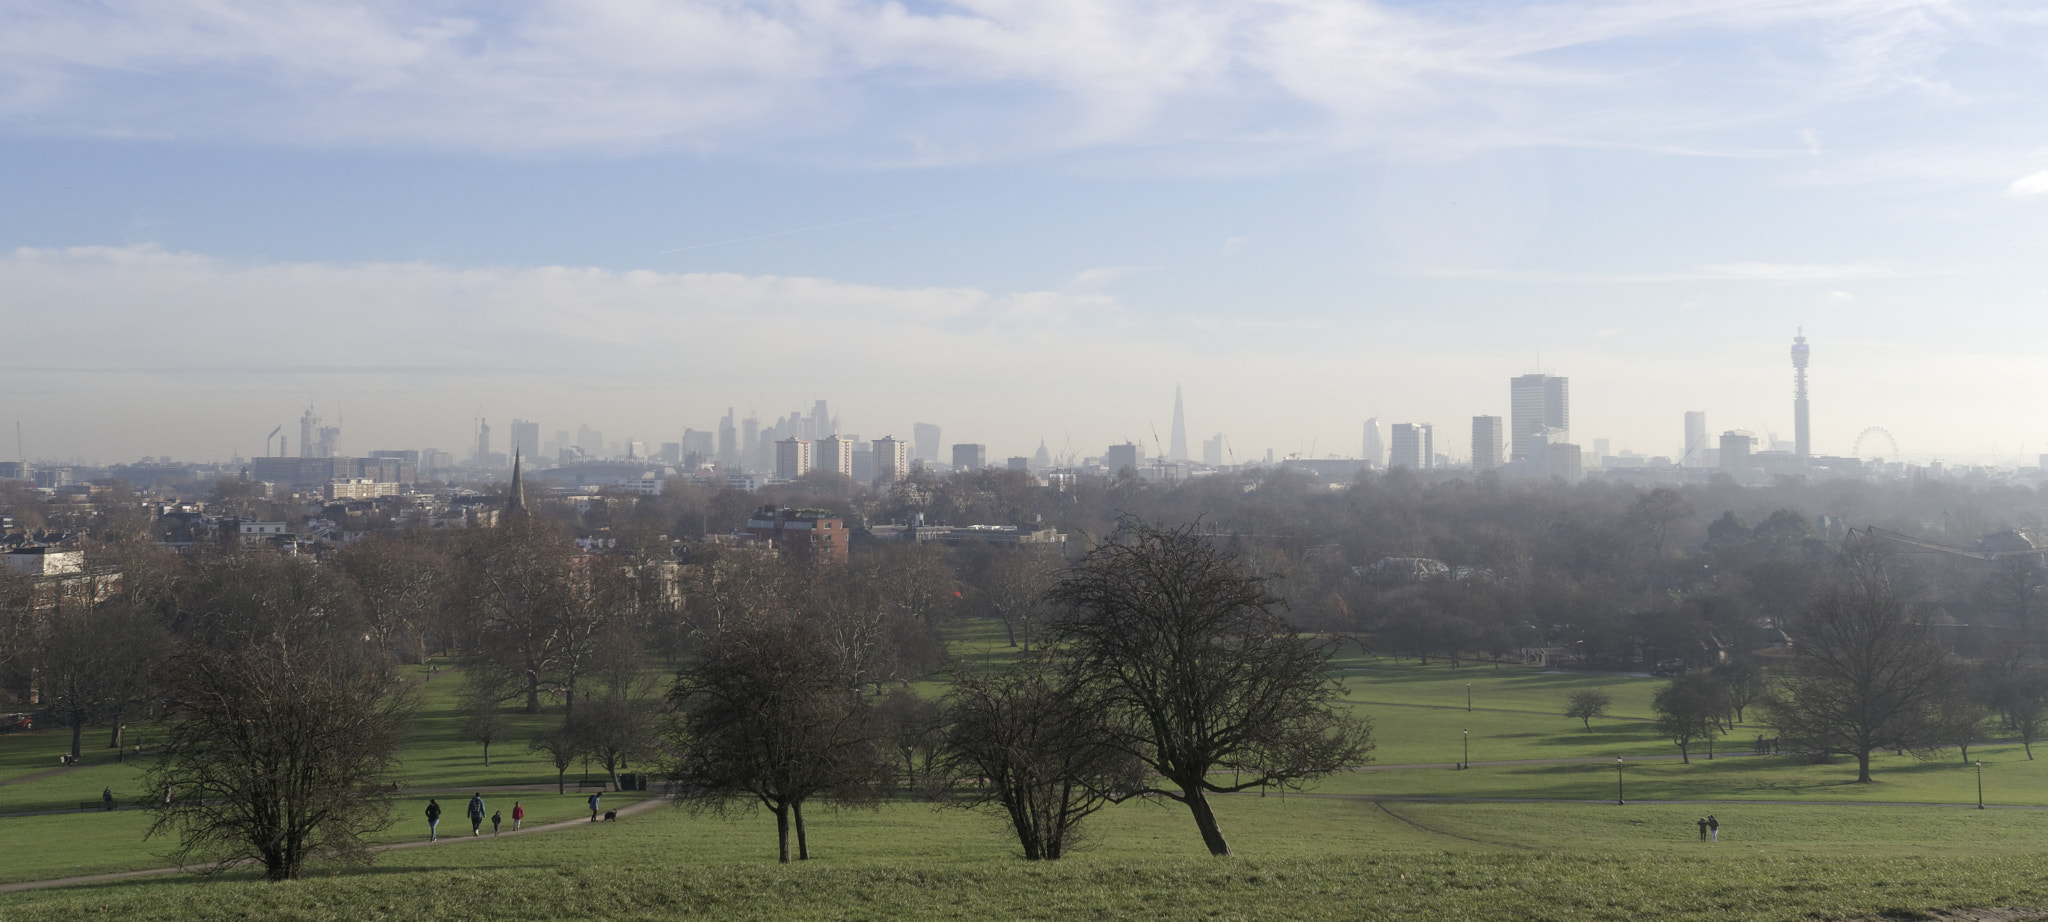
[1462,729,1470,770]
[1976,760,1984,809]
[1616,757,1625,805]
[1466,682,1472,712]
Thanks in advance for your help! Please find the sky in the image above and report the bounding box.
[4,0,2048,467]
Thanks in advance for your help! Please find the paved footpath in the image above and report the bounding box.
[0,794,672,894]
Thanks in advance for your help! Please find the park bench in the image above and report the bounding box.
[80,799,120,812]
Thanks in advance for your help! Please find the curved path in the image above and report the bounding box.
[0,794,672,894]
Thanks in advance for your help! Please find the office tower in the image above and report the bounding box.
[511,419,540,460]
[1390,423,1433,470]
[1361,418,1385,468]
[1720,431,1755,470]
[1008,457,1029,471]
[1683,411,1708,467]
[1792,329,1811,459]
[872,436,909,483]
[952,444,986,471]
[814,436,854,478]
[775,438,812,479]
[1202,433,1224,467]
[577,424,603,456]
[743,415,761,470]
[300,408,319,458]
[1509,374,1569,462]
[914,423,941,463]
[1169,386,1189,462]
[1471,416,1504,471]
[316,426,340,458]
[1104,443,1139,472]
[718,409,738,470]
[476,419,491,464]
[812,400,830,441]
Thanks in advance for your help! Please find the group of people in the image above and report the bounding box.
[1696,815,1720,841]
[424,794,524,842]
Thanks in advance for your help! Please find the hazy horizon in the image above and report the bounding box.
[6,2,2048,467]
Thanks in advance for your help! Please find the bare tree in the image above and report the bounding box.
[665,615,882,863]
[461,687,512,767]
[1764,579,1953,781]
[143,636,410,881]
[1714,659,1767,725]
[1564,689,1611,730]
[527,725,585,794]
[944,658,1141,859]
[1977,647,2048,760]
[874,688,948,799]
[1652,675,1724,763]
[1048,519,1374,857]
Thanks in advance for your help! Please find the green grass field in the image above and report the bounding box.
[7,629,2048,919]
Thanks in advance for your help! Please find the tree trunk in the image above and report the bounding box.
[557,768,566,795]
[774,803,792,864]
[525,676,541,714]
[482,741,491,767]
[1183,786,1232,857]
[1856,749,1872,783]
[1678,741,1689,764]
[69,711,84,762]
[794,800,810,860]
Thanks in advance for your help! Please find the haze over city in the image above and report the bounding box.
[5,1,2048,465]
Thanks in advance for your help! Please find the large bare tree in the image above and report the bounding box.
[944,658,1140,860]
[665,615,881,863]
[1047,519,1373,857]
[144,636,411,881]
[1765,579,1953,782]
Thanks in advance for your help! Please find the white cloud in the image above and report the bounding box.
[1069,265,1143,288]
[1828,289,1857,303]
[0,0,2022,159]
[2007,170,2048,196]
[1220,236,1250,256]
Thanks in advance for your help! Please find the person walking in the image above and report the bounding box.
[468,793,486,836]
[588,791,602,822]
[1696,817,1708,841]
[102,787,114,811]
[491,810,503,835]
[512,801,524,830]
[425,799,443,842]
[1707,815,1719,842]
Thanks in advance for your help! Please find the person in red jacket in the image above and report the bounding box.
[511,801,524,830]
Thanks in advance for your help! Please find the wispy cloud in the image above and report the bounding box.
[1413,261,1907,284]
[0,0,2032,162]
[2007,170,2048,196]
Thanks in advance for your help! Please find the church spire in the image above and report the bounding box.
[506,449,527,516]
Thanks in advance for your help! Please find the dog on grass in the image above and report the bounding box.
[603,810,618,822]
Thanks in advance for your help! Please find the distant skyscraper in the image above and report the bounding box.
[872,436,909,483]
[913,423,941,463]
[1471,416,1504,471]
[1390,424,1433,470]
[1104,443,1139,472]
[952,444,986,471]
[1361,418,1385,468]
[1202,433,1224,467]
[476,418,491,464]
[1509,374,1568,463]
[1792,329,1811,459]
[718,409,738,470]
[577,424,604,457]
[300,408,319,459]
[775,438,812,480]
[1169,386,1189,462]
[742,415,762,471]
[812,400,831,441]
[1683,411,1708,467]
[815,436,854,478]
[1720,430,1755,470]
[511,419,540,460]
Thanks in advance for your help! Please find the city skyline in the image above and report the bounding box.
[6,3,2048,466]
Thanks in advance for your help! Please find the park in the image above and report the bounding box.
[4,630,2047,921]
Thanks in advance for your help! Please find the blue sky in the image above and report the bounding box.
[3,0,2047,466]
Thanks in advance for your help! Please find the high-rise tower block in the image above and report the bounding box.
[1791,329,1811,459]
